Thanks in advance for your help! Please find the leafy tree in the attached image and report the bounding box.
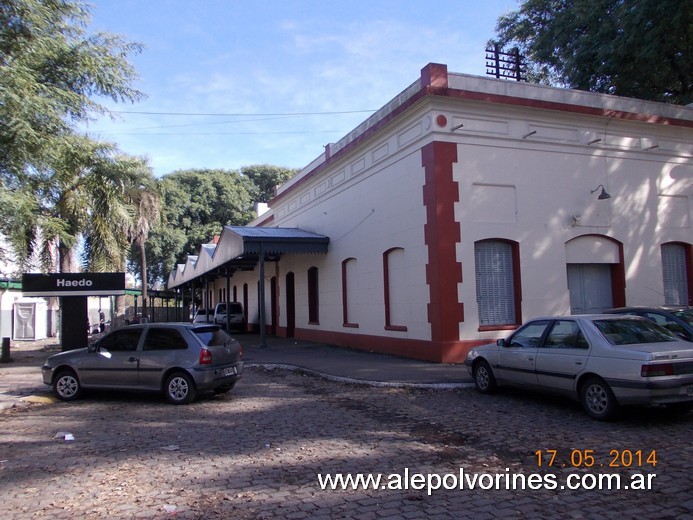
[492,0,692,104]
[0,0,144,183]
[145,169,257,285]
[241,164,299,203]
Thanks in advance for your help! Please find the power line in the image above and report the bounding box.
[110,109,377,117]
[86,130,348,136]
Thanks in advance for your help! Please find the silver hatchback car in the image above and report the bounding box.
[42,323,243,404]
[465,315,693,420]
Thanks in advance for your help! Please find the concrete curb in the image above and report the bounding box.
[246,363,476,390]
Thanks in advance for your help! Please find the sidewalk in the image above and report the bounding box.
[0,333,473,411]
[241,334,473,388]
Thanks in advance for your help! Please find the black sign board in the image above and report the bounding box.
[22,272,126,297]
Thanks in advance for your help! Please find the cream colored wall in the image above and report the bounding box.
[205,92,692,345]
[442,101,692,342]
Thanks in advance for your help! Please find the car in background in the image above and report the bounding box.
[212,302,245,331]
[605,306,693,342]
[43,323,243,404]
[192,308,213,323]
[465,315,693,420]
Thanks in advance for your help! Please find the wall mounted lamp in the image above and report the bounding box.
[590,184,611,200]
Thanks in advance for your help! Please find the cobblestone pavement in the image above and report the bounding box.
[0,363,691,519]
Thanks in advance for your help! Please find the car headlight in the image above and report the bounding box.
[466,350,478,361]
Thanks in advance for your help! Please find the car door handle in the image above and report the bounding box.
[127,357,138,363]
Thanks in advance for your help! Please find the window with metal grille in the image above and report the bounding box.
[662,243,689,305]
[475,240,516,326]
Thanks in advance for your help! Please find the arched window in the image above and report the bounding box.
[342,258,358,327]
[475,240,521,327]
[384,248,407,331]
[308,266,319,324]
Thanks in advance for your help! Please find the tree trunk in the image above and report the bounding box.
[140,240,148,319]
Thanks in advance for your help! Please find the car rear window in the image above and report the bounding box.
[594,319,679,345]
[672,309,693,327]
[193,326,232,346]
[143,328,188,351]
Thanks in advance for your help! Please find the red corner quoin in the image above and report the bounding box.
[421,141,464,353]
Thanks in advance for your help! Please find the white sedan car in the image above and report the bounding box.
[465,315,693,420]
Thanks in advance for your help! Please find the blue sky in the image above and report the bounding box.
[85,0,519,176]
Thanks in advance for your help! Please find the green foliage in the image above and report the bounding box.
[493,0,692,104]
[0,0,144,182]
[241,164,299,203]
[145,168,258,284]
[0,0,151,276]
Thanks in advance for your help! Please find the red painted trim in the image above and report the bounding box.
[308,266,319,323]
[686,244,693,307]
[474,238,523,328]
[421,63,448,89]
[611,241,626,308]
[341,258,358,327]
[383,248,407,330]
[570,234,626,307]
[442,89,693,129]
[421,142,463,343]
[662,241,693,306]
[268,64,690,211]
[511,241,523,325]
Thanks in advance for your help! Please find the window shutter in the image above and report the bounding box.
[475,241,515,326]
[662,244,688,305]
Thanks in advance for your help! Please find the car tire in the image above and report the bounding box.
[580,377,618,420]
[165,372,197,405]
[473,360,497,394]
[53,369,82,401]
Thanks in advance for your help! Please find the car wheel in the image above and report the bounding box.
[473,360,497,394]
[165,372,197,405]
[213,383,236,394]
[580,377,618,420]
[53,369,82,401]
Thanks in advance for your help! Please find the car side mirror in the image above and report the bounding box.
[496,338,507,347]
[88,343,98,353]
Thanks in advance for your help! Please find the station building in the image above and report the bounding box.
[167,63,693,363]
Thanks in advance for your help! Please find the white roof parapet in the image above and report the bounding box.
[447,72,693,122]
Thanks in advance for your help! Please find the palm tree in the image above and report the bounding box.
[125,164,161,320]
[83,153,160,324]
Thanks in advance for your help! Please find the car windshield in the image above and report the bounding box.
[228,303,242,313]
[193,326,232,346]
[593,318,679,345]
[671,309,693,326]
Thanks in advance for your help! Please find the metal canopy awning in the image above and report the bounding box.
[167,226,329,289]
[166,226,329,348]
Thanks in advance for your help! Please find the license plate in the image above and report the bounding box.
[223,367,237,377]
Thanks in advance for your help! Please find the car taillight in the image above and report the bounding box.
[641,363,674,377]
[199,347,212,365]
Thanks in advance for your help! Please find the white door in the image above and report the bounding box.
[567,264,613,314]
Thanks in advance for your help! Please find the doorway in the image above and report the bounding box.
[285,272,295,338]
